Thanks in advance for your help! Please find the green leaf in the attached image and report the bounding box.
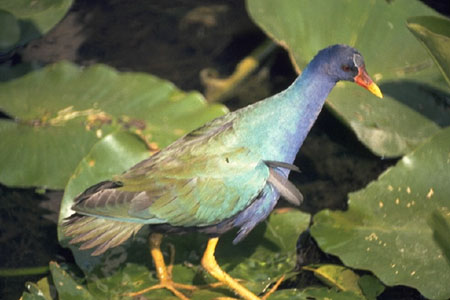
[327,83,443,157]
[358,275,385,300]
[0,62,227,188]
[407,16,450,86]
[49,261,95,300]
[428,209,450,265]
[0,0,73,52]
[191,289,235,300]
[246,0,449,157]
[269,287,364,300]
[0,9,20,51]
[218,209,310,292]
[0,62,40,82]
[302,265,385,300]
[311,127,450,299]
[85,262,166,299]
[22,277,52,300]
[303,264,363,296]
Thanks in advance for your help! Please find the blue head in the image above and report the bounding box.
[308,44,382,98]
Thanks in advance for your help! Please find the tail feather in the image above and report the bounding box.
[63,214,143,256]
[77,223,117,250]
[63,214,95,233]
[66,219,113,243]
[92,228,137,255]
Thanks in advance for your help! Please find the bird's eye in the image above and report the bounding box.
[341,65,351,72]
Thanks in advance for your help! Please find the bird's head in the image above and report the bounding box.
[315,44,383,98]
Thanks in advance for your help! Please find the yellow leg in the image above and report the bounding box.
[201,237,283,300]
[124,233,196,300]
[261,275,284,300]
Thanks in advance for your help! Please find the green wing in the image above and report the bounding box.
[71,116,270,227]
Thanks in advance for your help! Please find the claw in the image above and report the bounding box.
[123,233,196,300]
[261,275,285,300]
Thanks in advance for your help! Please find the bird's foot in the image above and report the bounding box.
[123,279,197,300]
[202,238,286,300]
[208,275,284,300]
[123,234,198,299]
[260,275,284,300]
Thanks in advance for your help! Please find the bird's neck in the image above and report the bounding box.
[237,64,337,164]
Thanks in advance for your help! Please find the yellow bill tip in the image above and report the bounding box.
[368,82,383,98]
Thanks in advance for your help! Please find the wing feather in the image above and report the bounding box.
[264,160,301,173]
[267,168,303,206]
[63,215,143,256]
[69,115,269,228]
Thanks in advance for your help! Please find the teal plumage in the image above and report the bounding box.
[63,44,382,256]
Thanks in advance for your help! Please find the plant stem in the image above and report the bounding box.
[201,39,277,102]
[0,266,49,277]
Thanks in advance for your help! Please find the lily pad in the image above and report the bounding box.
[0,9,20,51]
[22,277,52,300]
[0,0,73,52]
[49,261,95,300]
[304,264,363,296]
[269,287,364,300]
[303,265,384,300]
[358,275,385,300]
[407,16,450,85]
[246,0,449,157]
[310,127,450,299]
[0,62,227,189]
[428,209,450,265]
[219,209,309,291]
[0,62,40,82]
